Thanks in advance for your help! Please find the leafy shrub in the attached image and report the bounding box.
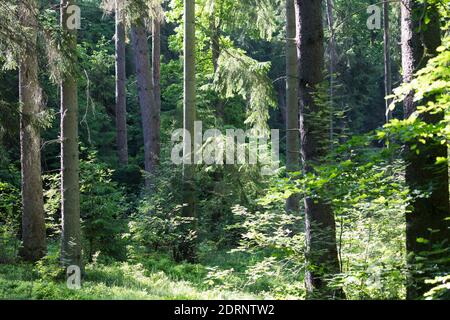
[128,196,195,260]
[424,274,450,300]
[79,153,129,261]
[34,244,65,282]
[0,180,21,263]
[44,152,129,262]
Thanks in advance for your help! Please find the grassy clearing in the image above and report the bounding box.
[0,261,260,300]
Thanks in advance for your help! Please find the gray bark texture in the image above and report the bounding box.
[401,0,449,299]
[383,0,392,122]
[18,0,47,262]
[115,0,128,166]
[60,0,82,268]
[209,2,224,117]
[295,0,343,299]
[152,18,161,167]
[130,24,157,188]
[178,0,197,262]
[326,0,336,144]
[285,0,300,215]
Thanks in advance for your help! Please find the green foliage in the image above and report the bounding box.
[206,204,307,297]
[0,181,21,233]
[387,35,450,144]
[44,152,129,262]
[79,153,129,261]
[126,131,275,259]
[0,100,19,143]
[128,200,195,260]
[0,180,21,264]
[167,0,278,131]
[211,46,276,129]
[34,244,65,282]
[0,0,449,301]
[0,256,258,300]
[424,274,450,300]
[224,130,411,299]
[383,35,450,299]
[125,160,189,259]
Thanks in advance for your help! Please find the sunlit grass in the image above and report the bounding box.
[0,262,260,300]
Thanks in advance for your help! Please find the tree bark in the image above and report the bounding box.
[18,0,46,262]
[115,0,128,166]
[130,24,157,188]
[295,0,343,299]
[178,0,197,262]
[209,1,224,118]
[60,0,82,268]
[401,0,449,299]
[326,0,336,145]
[152,17,161,167]
[383,0,392,123]
[285,0,300,215]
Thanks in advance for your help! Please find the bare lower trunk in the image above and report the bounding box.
[285,0,300,215]
[295,0,343,299]
[401,0,449,299]
[326,0,336,145]
[18,0,46,262]
[383,0,392,123]
[60,0,82,268]
[115,0,128,166]
[209,2,224,118]
[178,0,197,262]
[130,24,157,188]
[152,18,161,167]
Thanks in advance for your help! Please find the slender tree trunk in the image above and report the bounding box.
[383,0,392,123]
[210,18,220,73]
[326,0,336,145]
[401,0,449,299]
[207,2,225,234]
[115,0,128,166]
[178,0,197,262]
[295,0,343,299]
[209,0,220,73]
[285,0,300,215]
[130,24,156,188]
[152,18,161,168]
[60,0,81,268]
[209,2,224,118]
[18,0,46,262]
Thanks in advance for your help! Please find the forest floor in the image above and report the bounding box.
[0,243,280,300]
[0,261,260,300]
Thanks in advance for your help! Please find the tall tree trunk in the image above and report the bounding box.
[209,2,224,118]
[208,2,225,234]
[383,0,392,123]
[210,17,220,73]
[60,0,81,268]
[295,0,343,299]
[115,0,128,166]
[152,17,161,167]
[285,0,300,215]
[130,24,156,188]
[326,0,336,145]
[178,0,197,262]
[18,0,46,262]
[401,0,449,299]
